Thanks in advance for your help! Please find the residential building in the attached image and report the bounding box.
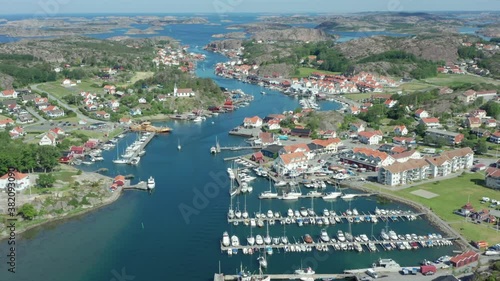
[485,167,500,189]
[470,128,490,138]
[392,150,422,163]
[39,132,57,146]
[483,118,497,128]
[318,130,337,139]
[130,108,142,116]
[393,125,408,136]
[358,130,383,145]
[340,147,395,171]
[350,122,365,133]
[384,99,397,108]
[465,117,481,128]
[426,147,474,178]
[425,129,464,145]
[461,90,477,103]
[273,151,308,175]
[280,143,314,159]
[0,118,14,129]
[378,159,430,186]
[392,136,416,146]
[94,111,110,119]
[256,132,275,146]
[42,105,65,118]
[9,127,25,139]
[119,117,132,125]
[311,138,342,153]
[103,85,116,94]
[489,131,500,144]
[0,171,30,192]
[266,119,281,130]
[290,127,311,137]
[419,117,441,128]
[243,116,263,128]
[470,109,487,119]
[0,89,18,99]
[414,109,429,119]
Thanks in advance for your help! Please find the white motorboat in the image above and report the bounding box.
[129,157,140,165]
[222,231,230,246]
[259,191,278,199]
[323,209,330,217]
[228,209,234,219]
[274,181,287,187]
[282,192,299,200]
[360,234,369,242]
[295,267,315,275]
[256,235,264,245]
[235,209,242,219]
[210,146,217,154]
[267,210,273,218]
[113,159,128,164]
[147,176,155,189]
[281,236,288,244]
[193,116,203,122]
[231,235,240,247]
[287,209,294,217]
[337,230,346,242]
[380,230,389,240]
[177,139,181,151]
[341,194,357,200]
[242,210,249,219]
[264,235,271,245]
[388,230,398,240]
[320,229,330,242]
[322,192,342,200]
[299,207,308,217]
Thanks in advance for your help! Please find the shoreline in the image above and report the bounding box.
[343,182,473,251]
[0,179,124,241]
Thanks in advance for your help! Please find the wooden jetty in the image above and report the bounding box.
[127,132,155,164]
[259,193,376,200]
[123,181,149,191]
[223,273,354,280]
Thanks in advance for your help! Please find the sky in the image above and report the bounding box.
[0,0,499,15]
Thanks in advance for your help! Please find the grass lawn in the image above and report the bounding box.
[292,67,340,78]
[117,71,154,87]
[37,80,103,100]
[423,74,500,87]
[393,172,500,244]
[399,81,436,92]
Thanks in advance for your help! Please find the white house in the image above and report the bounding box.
[130,108,142,116]
[393,125,408,136]
[266,119,281,130]
[42,106,65,118]
[0,89,18,99]
[358,131,383,145]
[0,171,31,192]
[273,151,308,175]
[243,116,263,128]
[138,98,147,104]
[419,117,440,128]
[414,109,430,119]
[0,118,15,129]
[39,132,57,146]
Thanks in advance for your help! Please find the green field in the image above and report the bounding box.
[423,74,500,87]
[391,173,500,244]
[342,93,372,101]
[37,80,103,99]
[117,71,154,87]
[292,67,341,78]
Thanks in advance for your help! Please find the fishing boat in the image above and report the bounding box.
[147,176,155,189]
[231,235,240,247]
[222,232,230,247]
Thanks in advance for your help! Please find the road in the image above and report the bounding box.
[25,106,46,123]
[31,84,108,124]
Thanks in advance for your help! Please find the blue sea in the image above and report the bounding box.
[0,14,457,281]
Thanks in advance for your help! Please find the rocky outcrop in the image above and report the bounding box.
[252,28,332,42]
[337,34,465,63]
[256,63,295,78]
[205,39,243,51]
[212,32,246,39]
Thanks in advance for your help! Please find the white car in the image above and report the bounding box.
[482,197,490,202]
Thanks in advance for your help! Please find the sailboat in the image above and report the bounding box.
[213,261,224,281]
[210,136,219,154]
[177,138,181,150]
[247,226,255,246]
[242,196,249,219]
[259,180,278,199]
[257,251,267,268]
[264,221,271,245]
[113,145,128,164]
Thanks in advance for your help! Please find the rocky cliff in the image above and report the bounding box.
[252,27,332,42]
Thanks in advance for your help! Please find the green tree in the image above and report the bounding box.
[476,140,488,155]
[37,173,56,188]
[414,123,427,137]
[18,203,37,220]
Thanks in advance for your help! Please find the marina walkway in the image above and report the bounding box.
[223,273,354,280]
[122,181,148,191]
[126,132,155,164]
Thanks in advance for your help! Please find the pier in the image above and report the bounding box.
[258,193,377,200]
[219,145,262,151]
[223,273,354,280]
[123,181,149,191]
[220,237,455,253]
[127,132,155,164]
[227,211,425,225]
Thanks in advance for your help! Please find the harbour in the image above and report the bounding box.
[0,15,470,281]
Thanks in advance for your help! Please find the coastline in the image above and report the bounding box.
[133,114,172,122]
[0,179,124,241]
[343,182,473,251]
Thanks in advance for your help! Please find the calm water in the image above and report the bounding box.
[0,14,456,281]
